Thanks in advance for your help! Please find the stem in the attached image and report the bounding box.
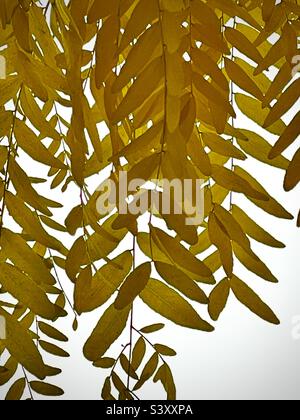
[148,0,168,259]
[0,86,23,238]
[228,16,237,212]
[48,249,77,318]
[22,366,34,401]
[110,343,130,379]
[126,236,136,390]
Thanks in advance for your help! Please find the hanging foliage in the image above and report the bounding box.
[0,0,299,400]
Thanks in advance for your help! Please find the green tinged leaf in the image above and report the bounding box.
[114,262,151,310]
[5,378,26,401]
[84,304,131,361]
[140,279,214,332]
[230,276,280,325]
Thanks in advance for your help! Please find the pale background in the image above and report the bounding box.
[0,0,299,400]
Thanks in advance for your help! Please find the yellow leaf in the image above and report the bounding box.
[166,52,185,97]
[262,0,275,22]
[166,95,181,133]
[191,0,220,29]
[210,0,261,31]
[232,205,285,249]
[235,93,286,136]
[20,88,60,141]
[284,149,300,192]
[101,377,114,400]
[235,58,270,96]
[134,353,159,391]
[0,358,18,387]
[230,276,280,325]
[264,78,300,128]
[162,209,198,246]
[211,164,268,201]
[193,23,229,54]
[224,58,264,101]
[153,363,176,400]
[154,344,176,356]
[237,129,289,170]
[214,204,251,253]
[254,23,296,76]
[12,6,31,52]
[187,132,212,177]
[0,76,21,107]
[84,304,131,361]
[38,322,68,343]
[208,213,233,277]
[140,324,165,334]
[95,15,119,87]
[224,27,263,64]
[84,215,128,263]
[120,354,138,380]
[140,279,214,332]
[206,239,223,269]
[269,111,300,159]
[190,229,211,256]
[180,95,196,141]
[263,62,291,107]
[151,226,213,281]
[162,10,185,53]
[87,0,119,22]
[39,340,70,358]
[208,279,230,321]
[1,228,56,286]
[93,358,115,369]
[15,51,48,101]
[113,23,161,92]
[234,166,293,220]
[5,378,26,401]
[161,0,186,12]
[6,191,66,255]
[193,72,235,117]
[30,381,64,397]
[14,120,66,169]
[9,159,53,216]
[114,121,163,164]
[131,338,146,372]
[155,262,208,304]
[66,236,86,282]
[120,0,159,50]
[233,243,278,283]
[0,308,48,380]
[0,263,66,321]
[65,205,83,236]
[192,48,228,92]
[202,133,246,161]
[114,262,151,310]
[112,57,164,123]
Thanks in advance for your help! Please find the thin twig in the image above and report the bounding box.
[22,366,34,401]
